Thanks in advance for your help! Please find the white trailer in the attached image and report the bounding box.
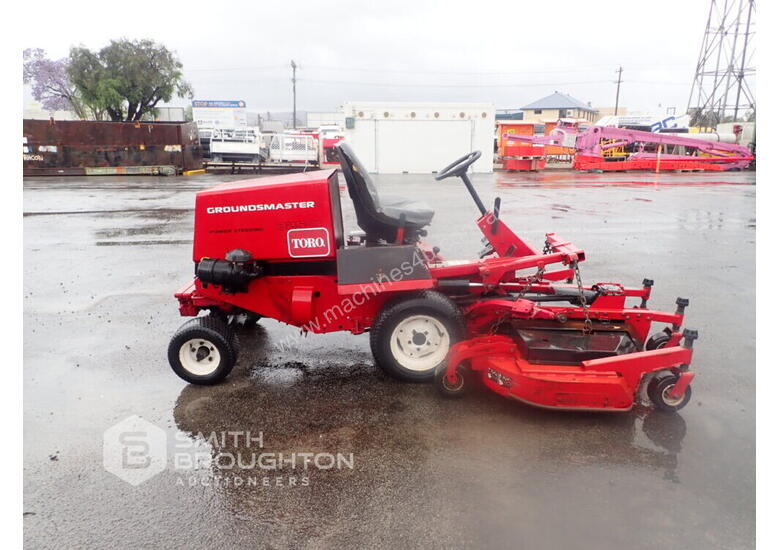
[209,128,264,163]
[341,102,495,174]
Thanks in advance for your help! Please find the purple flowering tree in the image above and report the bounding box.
[23,48,94,119]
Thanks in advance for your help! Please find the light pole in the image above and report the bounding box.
[291,60,297,129]
[614,66,623,116]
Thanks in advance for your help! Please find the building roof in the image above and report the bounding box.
[521,92,596,112]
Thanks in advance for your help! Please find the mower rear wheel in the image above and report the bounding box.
[645,331,671,351]
[434,363,470,398]
[648,375,692,412]
[370,291,465,382]
[168,317,238,385]
[207,311,241,360]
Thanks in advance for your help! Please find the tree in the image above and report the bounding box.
[23,48,94,119]
[68,39,193,122]
[688,106,755,128]
[687,108,719,129]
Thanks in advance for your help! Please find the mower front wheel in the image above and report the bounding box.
[168,316,238,385]
[434,363,470,398]
[370,291,465,382]
[648,375,692,412]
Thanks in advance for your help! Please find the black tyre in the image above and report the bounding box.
[648,375,692,412]
[370,291,466,382]
[168,316,238,385]
[236,311,261,328]
[645,330,671,351]
[208,308,259,329]
[207,310,240,359]
[434,363,470,398]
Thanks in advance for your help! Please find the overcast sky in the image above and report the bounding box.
[23,0,741,115]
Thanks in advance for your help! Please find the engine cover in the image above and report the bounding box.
[192,169,343,263]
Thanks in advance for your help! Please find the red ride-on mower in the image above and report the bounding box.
[168,143,698,412]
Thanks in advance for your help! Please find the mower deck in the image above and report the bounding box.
[513,323,639,365]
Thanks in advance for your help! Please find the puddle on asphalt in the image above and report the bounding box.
[95,223,181,239]
[169,322,690,533]
[90,209,192,246]
[24,207,193,217]
[253,364,306,386]
[95,239,193,246]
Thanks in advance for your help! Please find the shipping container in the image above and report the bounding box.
[341,102,495,174]
[23,119,203,176]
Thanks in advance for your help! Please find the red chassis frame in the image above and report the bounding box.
[176,205,660,335]
[175,204,589,333]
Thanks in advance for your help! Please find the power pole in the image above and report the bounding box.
[614,66,623,116]
[290,60,297,129]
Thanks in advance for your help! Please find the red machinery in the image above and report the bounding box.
[169,143,698,412]
[502,142,546,171]
[505,123,753,172]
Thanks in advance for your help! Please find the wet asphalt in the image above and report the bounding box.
[24,168,755,549]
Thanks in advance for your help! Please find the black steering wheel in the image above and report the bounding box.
[435,151,482,181]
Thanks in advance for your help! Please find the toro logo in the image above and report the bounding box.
[287,227,331,258]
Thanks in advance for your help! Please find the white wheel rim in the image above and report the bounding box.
[662,385,686,407]
[390,315,450,372]
[179,338,221,376]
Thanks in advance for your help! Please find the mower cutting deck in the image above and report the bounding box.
[168,143,698,412]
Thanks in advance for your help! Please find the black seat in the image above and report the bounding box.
[335,142,434,243]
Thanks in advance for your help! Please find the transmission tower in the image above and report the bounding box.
[687,0,755,126]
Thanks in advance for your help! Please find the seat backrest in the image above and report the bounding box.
[336,142,392,239]
[336,142,380,214]
[336,142,434,244]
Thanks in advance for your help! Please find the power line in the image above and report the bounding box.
[186,62,692,76]
[303,78,613,88]
[625,80,690,86]
[302,63,617,76]
[189,74,691,85]
[187,64,287,72]
[186,63,614,75]
[193,77,613,88]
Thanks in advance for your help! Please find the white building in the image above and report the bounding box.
[306,111,344,128]
[341,102,495,174]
